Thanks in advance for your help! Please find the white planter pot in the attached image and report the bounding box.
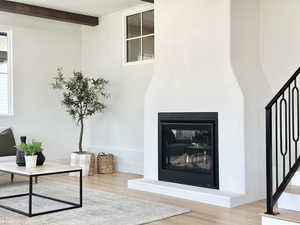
[25,155,37,168]
[70,152,95,177]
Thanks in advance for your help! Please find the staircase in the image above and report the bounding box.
[262,67,300,225]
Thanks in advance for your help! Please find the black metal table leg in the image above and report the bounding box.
[0,169,82,217]
[29,176,33,217]
[80,170,82,207]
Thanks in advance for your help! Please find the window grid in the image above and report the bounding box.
[125,9,154,64]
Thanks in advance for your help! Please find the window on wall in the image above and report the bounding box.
[126,9,154,63]
[0,31,12,116]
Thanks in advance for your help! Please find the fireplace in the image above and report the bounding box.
[158,113,219,189]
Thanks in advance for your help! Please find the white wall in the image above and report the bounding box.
[0,12,82,162]
[0,5,153,174]
[0,0,296,185]
[81,6,154,174]
[261,0,300,93]
[231,0,272,201]
[144,0,246,194]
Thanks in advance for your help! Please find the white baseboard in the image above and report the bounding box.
[87,146,144,175]
[128,178,247,208]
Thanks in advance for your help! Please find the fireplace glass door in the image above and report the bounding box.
[158,112,219,189]
[162,123,214,173]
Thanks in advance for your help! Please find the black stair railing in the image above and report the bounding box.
[266,67,300,215]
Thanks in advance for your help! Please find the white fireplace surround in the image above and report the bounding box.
[128,0,272,207]
[128,179,248,208]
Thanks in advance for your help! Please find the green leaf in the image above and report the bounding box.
[51,68,110,152]
[17,141,44,156]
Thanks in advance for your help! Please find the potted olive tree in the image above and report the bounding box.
[17,142,44,168]
[52,69,109,176]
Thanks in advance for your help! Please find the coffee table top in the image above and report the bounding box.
[0,162,82,176]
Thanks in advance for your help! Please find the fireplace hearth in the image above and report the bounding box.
[158,112,219,189]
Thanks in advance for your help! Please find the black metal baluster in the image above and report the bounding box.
[297,79,300,160]
[285,93,288,175]
[275,102,279,189]
[289,85,292,169]
[292,80,299,160]
[280,94,288,179]
[265,67,300,216]
[292,83,296,159]
[266,108,274,215]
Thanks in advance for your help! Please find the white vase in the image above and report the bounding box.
[25,155,37,168]
[70,152,95,177]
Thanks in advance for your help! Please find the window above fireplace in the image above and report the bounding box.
[124,6,155,65]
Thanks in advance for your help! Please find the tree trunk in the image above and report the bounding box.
[79,119,84,152]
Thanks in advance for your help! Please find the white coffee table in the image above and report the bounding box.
[0,162,82,217]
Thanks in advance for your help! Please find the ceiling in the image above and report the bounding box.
[10,0,145,16]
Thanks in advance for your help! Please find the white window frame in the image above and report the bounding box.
[0,29,13,117]
[123,5,155,66]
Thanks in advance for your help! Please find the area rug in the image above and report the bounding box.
[0,179,189,225]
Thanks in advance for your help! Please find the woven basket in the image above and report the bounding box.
[97,153,114,174]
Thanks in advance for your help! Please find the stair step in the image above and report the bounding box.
[279,185,300,211]
[285,185,300,195]
[262,209,300,225]
[291,171,300,186]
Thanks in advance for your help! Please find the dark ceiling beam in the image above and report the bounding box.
[141,0,154,3]
[0,0,99,26]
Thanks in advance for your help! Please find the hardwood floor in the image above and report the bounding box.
[0,173,265,225]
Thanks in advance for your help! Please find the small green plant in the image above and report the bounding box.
[17,142,44,156]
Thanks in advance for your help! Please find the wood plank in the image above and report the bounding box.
[0,0,99,26]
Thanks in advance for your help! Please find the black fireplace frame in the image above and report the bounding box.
[158,112,219,189]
